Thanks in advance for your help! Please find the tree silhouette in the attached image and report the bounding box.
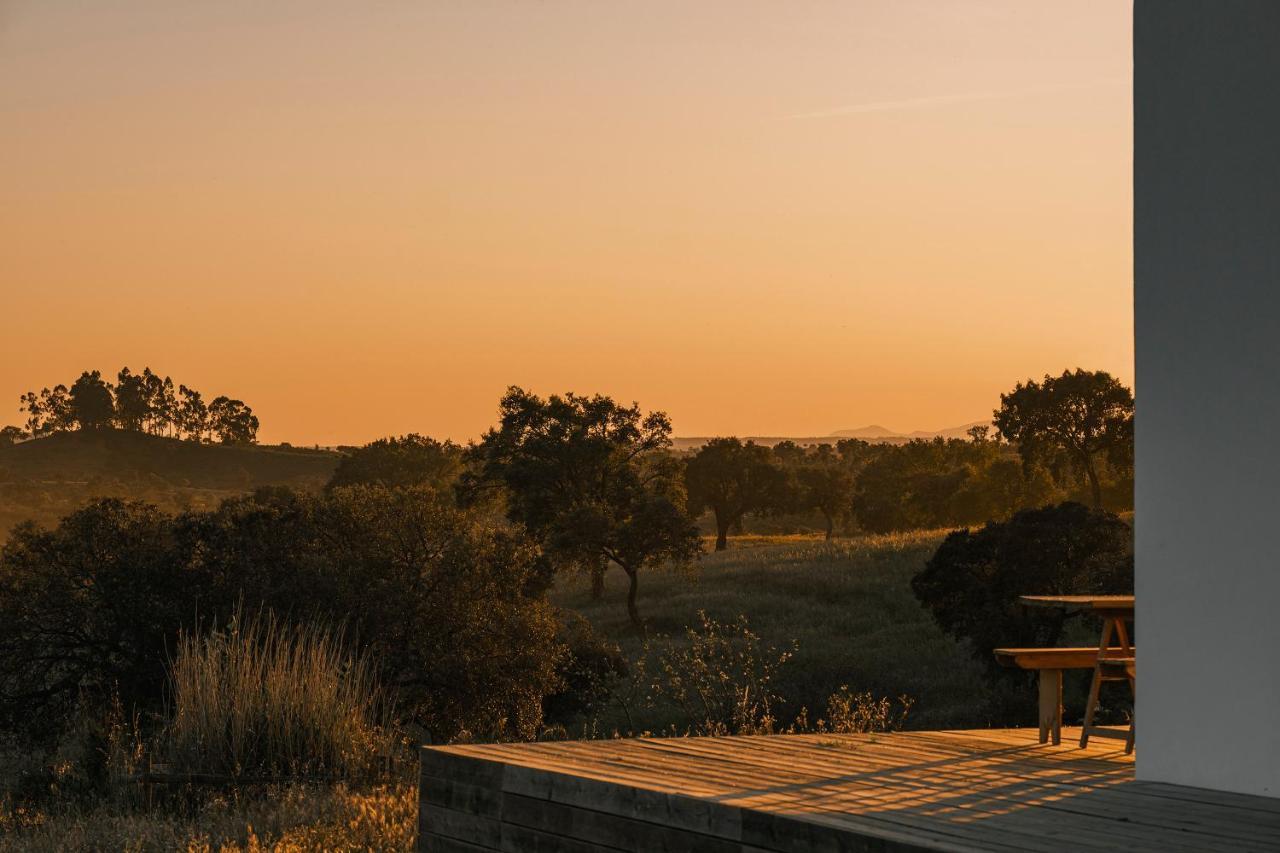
[208,396,259,445]
[463,387,701,630]
[0,426,25,446]
[114,368,149,431]
[795,444,854,540]
[19,386,72,436]
[327,434,462,492]
[68,371,114,431]
[177,385,209,442]
[993,369,1133,509]
[685,438,789,551]
[18,368,258,442]
[912,502,1132,682]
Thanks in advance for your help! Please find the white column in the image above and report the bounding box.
[1135,0,1280,797]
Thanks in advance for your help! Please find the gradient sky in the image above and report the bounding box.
[1,1,1132,445]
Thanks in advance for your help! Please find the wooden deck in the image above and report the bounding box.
[418,727,1280,852]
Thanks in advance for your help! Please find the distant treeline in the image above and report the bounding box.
[326,368,1133,547]
[13,367,258,445]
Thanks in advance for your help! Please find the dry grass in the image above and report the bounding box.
[0,782,415,852]
[162,610,397,781]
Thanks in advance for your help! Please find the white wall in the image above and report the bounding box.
[1135,0,1280,797]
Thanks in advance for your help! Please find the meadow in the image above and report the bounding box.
[552,531,1014,734]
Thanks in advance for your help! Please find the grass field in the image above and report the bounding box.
[551,531,1016,733]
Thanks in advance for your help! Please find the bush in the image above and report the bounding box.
[541,614,627,729]
[0,487,566,746]
[822,687,913,734]
[162,609,396,781]
[647,611,796,736]
[0,501,187,742]
[325,434,461,492]
[911,502,1132,681]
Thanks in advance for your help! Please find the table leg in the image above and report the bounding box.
[1079,619,1115,748]
[1039,668,1063,745]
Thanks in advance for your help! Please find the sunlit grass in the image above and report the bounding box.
[552,530,1009,732]
[162,609,398,782]
[0,782,416,852]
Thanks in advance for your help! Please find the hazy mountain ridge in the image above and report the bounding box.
[673,420,990,451]
[831,420,991,440]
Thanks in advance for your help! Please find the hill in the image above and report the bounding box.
[827,424,900,439]
[0,430,339,539]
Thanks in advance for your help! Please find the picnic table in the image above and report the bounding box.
[994,595,1135,751]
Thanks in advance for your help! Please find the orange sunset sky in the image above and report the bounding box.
[1,1,1132,446]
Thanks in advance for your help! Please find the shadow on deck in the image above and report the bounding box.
[418,728,1280,852]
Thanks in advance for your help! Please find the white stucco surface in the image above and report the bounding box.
[1135,0,1280,797]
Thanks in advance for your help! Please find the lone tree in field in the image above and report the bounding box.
[464,387,701,630]
[685,438,789,551]
[993,369,1133,509]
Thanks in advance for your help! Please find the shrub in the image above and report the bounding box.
[911,502,1132,681]
[0,487,567,745]
[541,614,627,728]
[325,434,462,492]
[161,610,396,781]
[648,611,796,736]
[0,501,187,742]
[822,687,913,734]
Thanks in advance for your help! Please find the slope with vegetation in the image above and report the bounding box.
[0,430,338,539]
[0,368,1136,849]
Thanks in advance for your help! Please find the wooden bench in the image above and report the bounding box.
[993,647,1127,745]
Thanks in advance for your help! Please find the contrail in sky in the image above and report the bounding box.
[786,77,1127,119]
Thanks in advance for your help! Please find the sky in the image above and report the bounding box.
[0,1,1133,445]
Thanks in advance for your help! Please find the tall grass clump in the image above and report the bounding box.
[161,609,397,782]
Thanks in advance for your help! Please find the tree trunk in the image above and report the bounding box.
[624,566,642,632]
[1085,459,1103,509]
[590,563,605,600]
[715,516,729,552]
[823,511,835,541]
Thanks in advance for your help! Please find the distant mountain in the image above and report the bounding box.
[828,424,900,439]
[831,420,989,441]
[671,421,991,452]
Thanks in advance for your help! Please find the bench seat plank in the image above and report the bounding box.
[994,648,1129,670]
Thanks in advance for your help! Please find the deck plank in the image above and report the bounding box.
[419,728,1280,852]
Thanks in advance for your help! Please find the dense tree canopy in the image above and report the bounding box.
[16,367,259,445]
[853,437,1059,534]
[994,369,1133,509]
[911,502,1133,682]
[0,487,565,743]
[463,387,701,629]
[792,444,855,540]
[685,438,790,550]
[0,426,23,446]
[327,434,462,492]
